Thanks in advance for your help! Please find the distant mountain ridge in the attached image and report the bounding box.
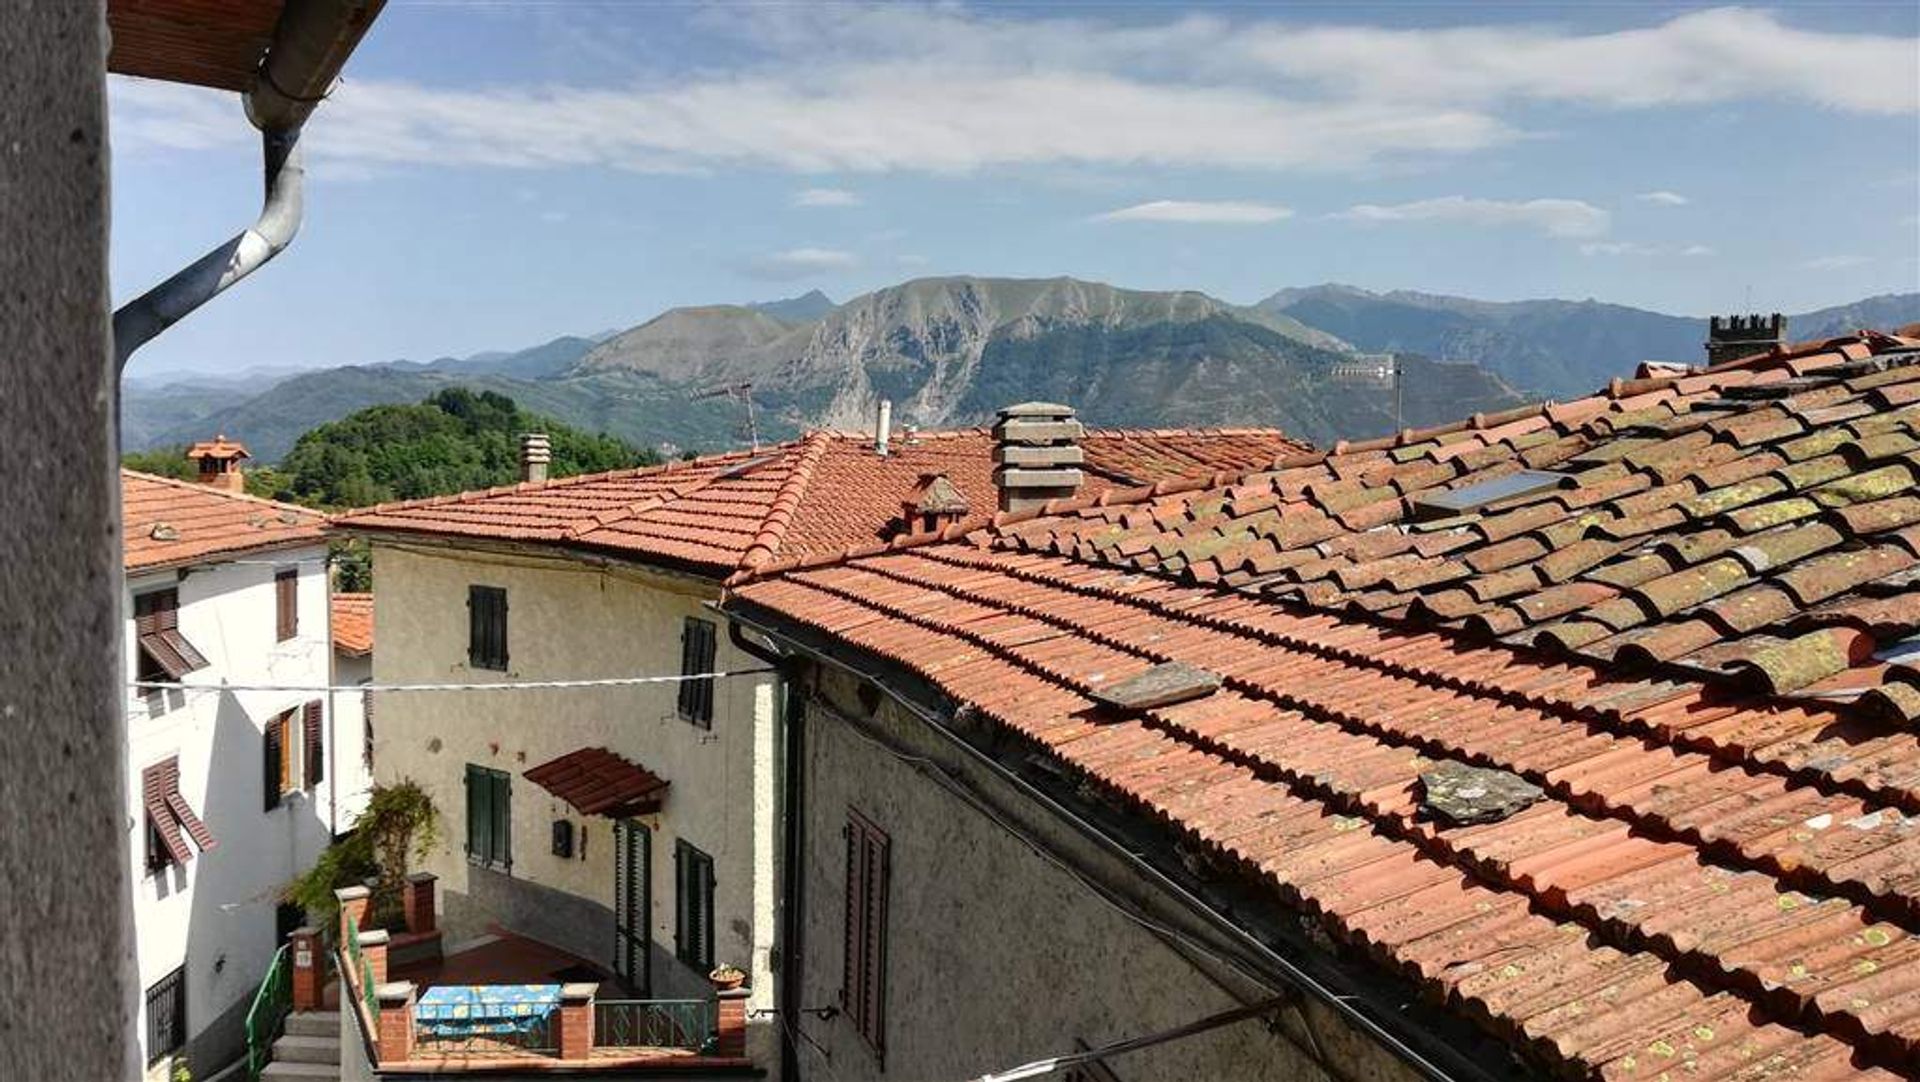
[1260,285,1919,399]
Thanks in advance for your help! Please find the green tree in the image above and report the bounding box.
[121,445,198,481]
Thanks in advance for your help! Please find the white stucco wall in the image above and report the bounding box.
[332,648,374,828]
[789,670,1428,1082]
[125,544,341,1073]
[368,541,781,1063]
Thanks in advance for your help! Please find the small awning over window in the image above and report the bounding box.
[143,757,215,864]
[135,589,209,680]
[524,747,669,818]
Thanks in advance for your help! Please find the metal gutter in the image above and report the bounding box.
[112,0,384,369]
[722,600,1522,1082]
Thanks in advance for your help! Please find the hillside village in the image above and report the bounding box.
[8,3,1920,1082]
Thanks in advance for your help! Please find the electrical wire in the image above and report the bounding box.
[968,997,1291,1082]
[128,668,775,696]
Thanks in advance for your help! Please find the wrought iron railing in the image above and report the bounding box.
[594,999,713,1053]
[243,944,292,1080]
[414,996,558,1055]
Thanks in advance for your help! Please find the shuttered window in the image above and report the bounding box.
[468,586,509,671]
[465,764,511,869]
[275,569,298,641]
[303,700,324,788]
[262,711,293,813]
[842,809,890,1057]
[134,587,209,683]
[674,839,714,971]
[144,966,187,1066]
[362,684,375,771]
[676,617,717,727]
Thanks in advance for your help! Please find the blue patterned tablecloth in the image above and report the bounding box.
[415,984,562,1037]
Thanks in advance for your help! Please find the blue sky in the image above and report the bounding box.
[110,2,1919,378]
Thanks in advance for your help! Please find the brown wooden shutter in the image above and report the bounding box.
[275,570,298,641]
[842,823,861,1009]
[263,715,283,812]
[861,825,889,1052]
[303,700,324,788]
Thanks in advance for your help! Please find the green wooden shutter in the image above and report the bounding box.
[467,587,483,668]
[673,841,686,962]
[491,770,511,869]
[466,764,489,861]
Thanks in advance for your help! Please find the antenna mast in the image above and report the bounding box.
[695,382,760,452]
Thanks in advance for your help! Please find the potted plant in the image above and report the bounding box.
[709,964,746,991]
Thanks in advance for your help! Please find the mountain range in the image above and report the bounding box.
[125,279,1916,463]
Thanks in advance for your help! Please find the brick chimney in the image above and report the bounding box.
[185,435,249,493]
[1706,313,1786,366]
[519,433,551,483]
[993,403,1083,514]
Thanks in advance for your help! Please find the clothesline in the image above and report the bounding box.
[129,667,775,696]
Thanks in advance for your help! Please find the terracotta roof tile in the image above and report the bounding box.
[332,593,372,657]
[730,330,1920,1079]
[335,428,1310,577]
[121,469,326,572]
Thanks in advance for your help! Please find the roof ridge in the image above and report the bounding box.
[739,432,836,570]
[121,468,328,521]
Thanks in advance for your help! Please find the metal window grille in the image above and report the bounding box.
[145,965,187,1066]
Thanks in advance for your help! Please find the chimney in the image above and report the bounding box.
[519,433,552,483]
[993,402,1083,514]
[1706,313,1786,366]
[184,435,249,493]
[874,400,893,457]
[901,472,970,536]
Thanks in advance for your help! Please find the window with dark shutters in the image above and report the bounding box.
[676,617,717,727]
[263,712,286,812]
[467,585,509,670]
[465,764,511,868]
[303,700,324,788]
[134,587,209,682]
[275,569,298,641]
[145,966,187,1066]
[842,809,889,1057]
[674,839,714,970]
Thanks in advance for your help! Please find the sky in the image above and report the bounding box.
[109,1,1920,378]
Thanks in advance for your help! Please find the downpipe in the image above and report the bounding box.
[113,124,304,370]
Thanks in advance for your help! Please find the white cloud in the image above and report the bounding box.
[1637,190,1690,206]
[745,247,857,280]
[1580,241,1714,257]
[793,187,861,207]
[1804,255,1871,270]
[1680,244,1715,257]
[1340,196,1609,238]
[1094,200,1292,224]
[107,7,1915,178]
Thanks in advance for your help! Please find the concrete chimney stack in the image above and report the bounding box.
[874,400,893,457]
[519,433,552,484]
[1706,313,1786,366]
[993,402,1084,514]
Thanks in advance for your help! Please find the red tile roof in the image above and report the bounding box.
[332,428,1310,577]
[333,593,373,657]
[122,469,327,572]
[728,331,1920,1079]
[523,747,669,818]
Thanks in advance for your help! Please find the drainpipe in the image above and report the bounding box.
[112,0,384,370]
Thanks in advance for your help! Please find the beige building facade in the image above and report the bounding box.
[367,538,782,1065]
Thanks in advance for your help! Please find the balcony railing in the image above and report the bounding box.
[243,944,292,1079]
[594,999,713,1053]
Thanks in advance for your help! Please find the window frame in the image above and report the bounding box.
[842,808,890,1059]
[262,709,295,813]
[133,586,208,683]
[676,616,717,727]
[274,568,298,642]
[673,838,715,972]
[465,764,512,870]
[467,585,509,671]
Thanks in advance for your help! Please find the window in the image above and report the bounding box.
[274,568,298,641]
[146,818,175,875]
[676,617,717,727]
[145,966,186,1066]
[263,710,295,812]
[674,839,714,971]
[144,757,213,872]
[465,764,511,869]
[842,809,890,1056]
[303,700,324,788]
[468,585,509,670]
[134,588,208,683]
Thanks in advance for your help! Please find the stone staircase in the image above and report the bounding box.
[259,1011,340,1079]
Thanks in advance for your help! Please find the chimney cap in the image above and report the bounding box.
[184,435,250,462]
[908,472,970,516]
[997,401,1075,419]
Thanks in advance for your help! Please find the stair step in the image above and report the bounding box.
[283,1012,340,1038]
[260,1062,339,1080]
[270,1035,340,1065]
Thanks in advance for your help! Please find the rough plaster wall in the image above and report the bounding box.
[368,544,781,1031]
[0,4,134,1077]
[790,671,1425,1082]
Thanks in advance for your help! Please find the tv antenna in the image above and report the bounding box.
[696,382,760,452]
[1328,353,1403,435]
